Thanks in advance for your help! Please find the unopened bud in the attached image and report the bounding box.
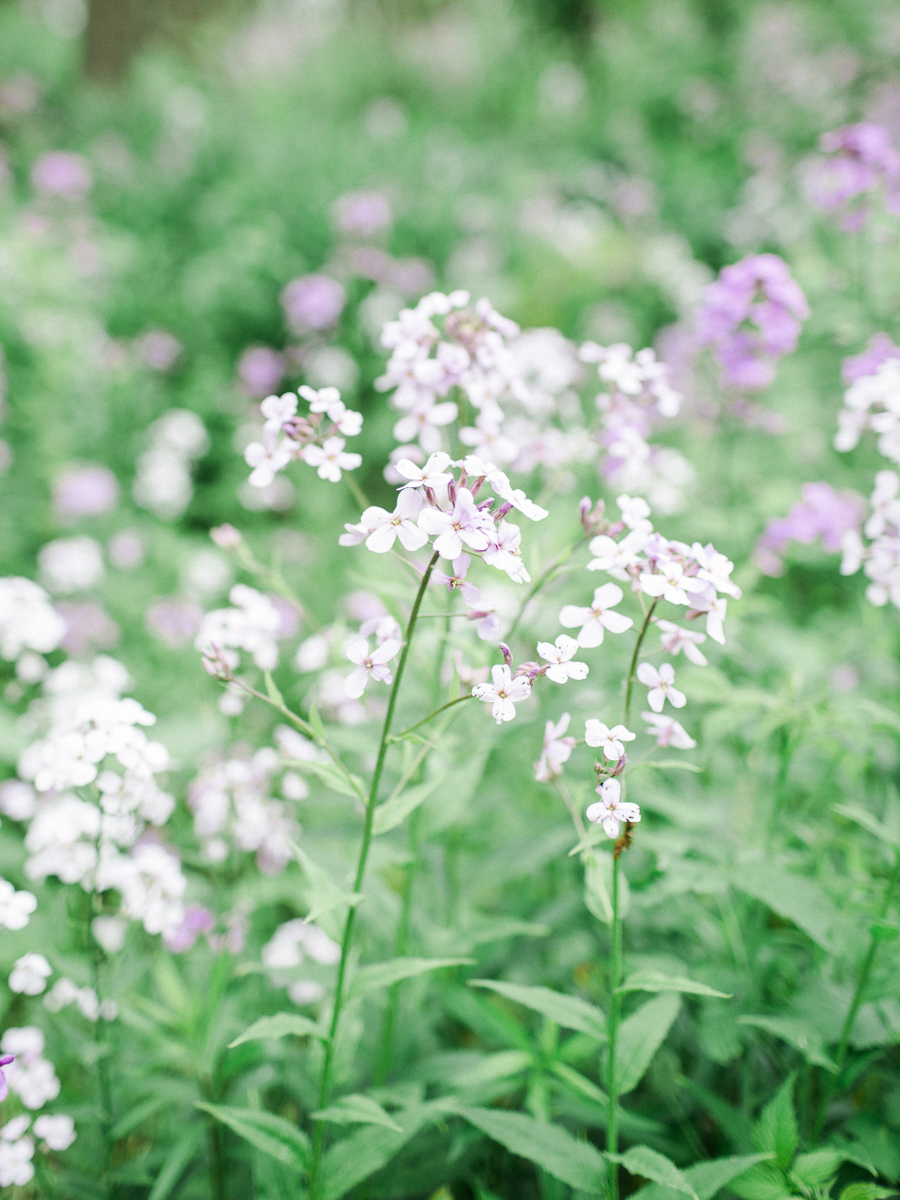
[499,642,514,668]
[201,644,234,682]
[210,524,241,550]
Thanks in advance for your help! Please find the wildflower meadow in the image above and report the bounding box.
[2,0,900,1196]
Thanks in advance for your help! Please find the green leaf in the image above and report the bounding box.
[550,1060,609,1106]
[228,1012,325,1048]
[630,1154,776,1200]
[319,1117,422,1200]
[633,760,703,773]
[313,1093,403,1132]
[614,992,681,1095]
[753,1075,798,1171]
[619,971,730,999]
[297,759,365,799]
[264,669,285,709]
[373,774,446,835]
[732,862,847,953]
[455,1106,607,1191]
[728,1163,790,1200]
[738,1015,837,1071]
[449,1050,532,1088]
[609,1146,697,1198]
[308,703,326,744]
[470,979,607,1038]
[291,843,360,927]
[790,1149,844,1189]
[195,1103,309,1173]
[349,957,473,998]
[147,1126,204,1200]
[833,803,900,849]
[839,1185,897,1200]
[584,851,630,924]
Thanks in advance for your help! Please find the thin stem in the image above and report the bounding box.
[375,803,421,1084]
[508,536,587,640]
[623,599,658,725]
[812,847,900,1138]
[607,854,623,1200]
[391,694,473,741]
[87,893,114,1200]
[344,471,371,512]
[308,551,440,1199]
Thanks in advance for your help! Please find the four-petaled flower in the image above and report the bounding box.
[586,778,641,839]
[656,619,707,666]
[418,488,492,560]
[636,662,686,712]
[536,635,589,684]
[584,720,636,761]
[559,584,633,648]
[434,555,481,605]
[642,711,696,749]
[395,451,453,491]
[360,491,430,554]
[639,559,707,606]
[472,664,532,724]
[344,636,402,698]
[302,437,362,483]
[0,1056,13,1102]
[587,529,648,577]
[534,713,576,782]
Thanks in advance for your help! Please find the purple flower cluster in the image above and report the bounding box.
[695,254,809,390]
[755,482,865,577]
[808,123,900,232]
[841,333,900,384]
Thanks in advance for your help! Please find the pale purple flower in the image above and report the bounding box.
[482,521,530,583]
[842,334,900,384]
[163,905,215,953]
[642,711,696,749]
[360,491,430,554]
[536,635,589,684]
[57,602,120,656]
[534,713,576,782]
[584,720,635,761]
[245,436,292,487]
[107,531,145,568]
[239,347,285,397]
[559,583,633,648]
[53,465,119,519]
[656,619,707,666]
[146,599,204,648]
[755,483,865,577]
[690,594,727,644]
[302,437,362,482]
[636,661,686,712]
[418,488,492,560]
[334,190,392,237]
[135,329,182,371]
[587,528,649,577]
[808,123,900,230]
[434,554,481,604]
[586,777,641,839]
[31,151,91,200]
[395,450,453,490]
[0,1056,13,1102]
[472,664,532,723]
[281,274,345,333]
[639,558,708,606]
[344,636,401,698]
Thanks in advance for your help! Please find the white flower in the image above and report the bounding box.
[260,391,298,428]
[417,488,492,560]
[0,1134,34,1187]
[1,1116,30,1142]
[691,543,742,598]
[657,619,707,666]
[360,491,430,554]
[344,637,402,698]
[691,594,728,645]
[302,436,362,482]
[0,880,37,931]
[586,778,641,839]
[840,529,865,576]
[482,521,530,583]
[587,528,649,578]
[534,714,576,782]
[584,720,636,761]
[639,558,707,606]
[559,583,633,648]
[617,494,652,531]
[395,451,453,490]
[636,662,686,712]
[37,536,104,595]
[642,711,696,749]
[0,578,66,662]
[33,1114,76,1151]
[9,953,52,996]
[472,664,532,724]
[245,437,292,488]
[536,635,589,684]
[196,584,282,671]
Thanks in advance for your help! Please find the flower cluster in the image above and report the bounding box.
[188,745,301,873]
[695,253,809,390]
[755,482,865,577]
[196,584,283,673]
[840,470,900,608]
[834,350,900,465]
[0,1028,74,1186]
[244,386,363,488]
[133,409,209,521]
[808,122,900,231]
[0,578,65,665]
[261,919,340,1006]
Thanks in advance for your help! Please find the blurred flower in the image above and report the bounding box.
[56,601,120,656]
[0,880,37,931]
[163,904,215,952]
[755,482,865,576]
[195,584,282,671]
[33,1114,75,1151]
[534,714,576,782]
[9,954,52,996]
[333,190,392,238]
[30,151,91,200]
[344,636,401,698]
[0,72,39,119]
[135,329,182,372]
[642,711,696,749]
[134,410,209,521]
[107,531,145,570]
[91,915,127,954]
[146,599,204,648]
[281,274,345,333]
[238,346,285,397]
[0,577,66,661]
[808,122,900,231]
[53,464,119,520]
[37,537,104,594]
[637,662,686,712]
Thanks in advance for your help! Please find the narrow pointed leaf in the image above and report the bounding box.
[631,1154,775,1200]
[147,1126,204,1200]
[313,1093,403,1132]
[619,971,730,998]
[195,1103,309,1172]
[738,1015,836,1071]
[753,1075,798,1171]
[614,992,680,1094]
[228,1012,325,1048]
[349,956,472,998]
[319,1117,423,1200]
[609,1146,698,1198]
[455,1106,606,1190]
[373,774,447,835]
[470,979,607,1038]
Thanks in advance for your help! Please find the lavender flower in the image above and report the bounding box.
[808,123,900,231]
[280,274,345,333]
[755,482,865,576]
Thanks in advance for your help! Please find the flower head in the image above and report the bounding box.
[636,662,686,712]
[642,711,696,749]
[559,583,633,648]
[586,778,641,839]
[584,720,636,761]
[302,437,362,483]
[534,714,576,782]
[344,637,402,699]
[536,635,589,684]
[472,664,532,724]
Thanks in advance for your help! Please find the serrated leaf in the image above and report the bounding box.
[313,1093,403,1132]
[728,1162,790,1200]
[456,1105,607,1190]
[264,669,285,708]
[319,1110,429,1200]
[228,1012,325,1048]
[195,1103,309,1173]
[349,957,472,998]
[609,1146,697,1198]
[630,1154,776,1200]
[147,1126,204,1200]
[790,1149,844,1189]
[619,972,730,998]
[470,979,607,1038]
[614,992,680,1095]
[373,774,446,835]
[291,843,360,926]
[738,1015,837,1071]
[753,1075,798,1171]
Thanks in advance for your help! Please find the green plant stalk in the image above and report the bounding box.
[623,599,658,725]
[812,846,900,1138]
[508,534,588,639]
[308,551,439,1199]
[391,693,473,740]
[607,853,623,1200]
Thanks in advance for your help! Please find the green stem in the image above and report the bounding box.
[375,803,421,1085]
[391,694,473,741]
[508,536,587,640]
[607,854,623,1200]
[307,551,440,1199]
[812,847,900,1139]
[345,471,371,512]
[623,599,658,725]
